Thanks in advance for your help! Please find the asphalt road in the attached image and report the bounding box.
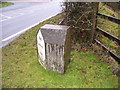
[0,1,62,48]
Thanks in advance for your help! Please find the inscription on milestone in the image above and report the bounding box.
[37,30,46,61]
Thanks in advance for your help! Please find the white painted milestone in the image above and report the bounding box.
[37,30,46,61]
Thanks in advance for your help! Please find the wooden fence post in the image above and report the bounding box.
[90,2,99,43]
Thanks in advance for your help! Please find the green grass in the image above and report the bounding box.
[0,2,14,8]
[2,13,118,88]
[98,2,119,37]
[98,3,118,17]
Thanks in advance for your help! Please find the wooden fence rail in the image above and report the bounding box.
[95,39,120,64]
[96,27,120,46]
[97,13,120,24]
[58,12,120,64]
[96,13,120,64]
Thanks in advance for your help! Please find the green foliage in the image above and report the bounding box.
[2,13,118,88]
[0,2,13,8]
[62,2,98,42]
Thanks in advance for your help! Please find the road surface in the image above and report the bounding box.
[0,1,62,48]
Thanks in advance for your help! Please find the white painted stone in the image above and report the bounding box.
[37,30,46,61]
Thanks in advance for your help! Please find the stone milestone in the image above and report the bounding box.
[37,24,71,74]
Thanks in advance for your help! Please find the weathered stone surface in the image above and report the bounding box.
[37,24,71,74]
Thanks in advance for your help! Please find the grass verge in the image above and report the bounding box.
[0,2,14,8]
[2,13,118,88]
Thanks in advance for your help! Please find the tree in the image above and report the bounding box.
[62,2,99,43]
